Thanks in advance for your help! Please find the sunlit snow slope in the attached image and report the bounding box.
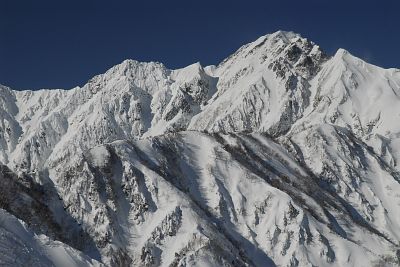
[0,31,399,267]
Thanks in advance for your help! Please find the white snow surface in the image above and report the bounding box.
[0,31,399,266]
[0,209,103,267]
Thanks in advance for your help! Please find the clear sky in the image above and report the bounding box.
[1,0,399,90]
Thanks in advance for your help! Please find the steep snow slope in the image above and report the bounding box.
[295,48,400,138]
[0,209,103,267]
[189,31,327,135]
[0,31,399,266]
[47,132,399,266]
[286,125,400,242]
[1,60,217,172]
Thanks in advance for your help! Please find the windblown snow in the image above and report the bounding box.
[0,31,399,267]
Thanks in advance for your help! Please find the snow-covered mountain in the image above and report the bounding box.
[0,31,399,267]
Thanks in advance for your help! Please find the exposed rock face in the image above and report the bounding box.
[0,31,400,266]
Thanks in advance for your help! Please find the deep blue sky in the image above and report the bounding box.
[1,0,399,90]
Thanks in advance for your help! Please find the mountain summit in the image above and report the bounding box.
[0,31,399,267]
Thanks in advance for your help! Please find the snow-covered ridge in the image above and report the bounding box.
[0,31,399,266]
[0,31,329,169]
